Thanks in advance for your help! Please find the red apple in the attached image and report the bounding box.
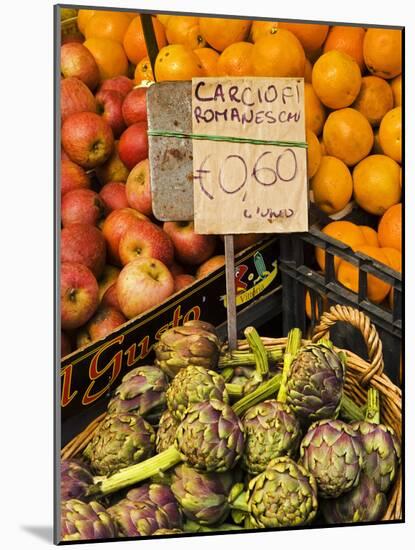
[83,305,127,342]
[122,87,147,126]
[61,43,100,90]
[61,32,84,45]
[174,274,195,292]
[99,182,129,212]
[116,258,174,319]
[76,328,92,349]
[61,262,99,330]
[196,255,225,279]
[102,207,148,264]
[61,77,97,123]
[163,221,216,265]
[98,265,120,301]
[61,223,106,277]
[125,159,152,216]
[118,122,148,170]
[96,89,126,138]
[61,111,114,169]
[61,331,72,357]
[170,261,185,276]
[61,188,106,227]
[98,75,134,99]
[118,220,174,266]
[61,158,90,196]
[101,282,120,310]
[95,141,130,184]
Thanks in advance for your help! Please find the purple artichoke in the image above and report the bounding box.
[61,459,93,502]
[61,499,117,541]
[156,410,180,453]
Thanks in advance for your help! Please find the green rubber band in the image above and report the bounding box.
[147,129,308,149]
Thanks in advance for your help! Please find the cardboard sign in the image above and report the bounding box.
[192,77,308,235]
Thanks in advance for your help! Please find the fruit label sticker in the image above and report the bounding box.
[192,77,308,234]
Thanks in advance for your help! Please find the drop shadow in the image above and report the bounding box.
[21,525,53,543]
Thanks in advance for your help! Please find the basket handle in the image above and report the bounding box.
[311,304,384,386]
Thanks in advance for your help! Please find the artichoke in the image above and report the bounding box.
[108,483,182,536]
[61,499,117,541]
[153,528,184,535]
[83,412,156,476]
[242,399,302,474]
[300,419,364,498]
[156,410,179,453]
[108,366,168,424]
[321,475,387,524]
[171,463,234,525]
[230,457,318,528]
[154,321,221,378]
[166,365,229,421]
[61,459,94,502]
[229,366,256,387]
[286,341,345,425]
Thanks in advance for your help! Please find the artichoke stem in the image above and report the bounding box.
[340,394,365,422]
[232,373,282,416]
[226,383,245,399]
[277,328,302,403]
[93,446,182,497]
[365,388,380,424]
[184,520,244,532]
[244,326,269,378]
[218,348,283,369]
[221,367,235,382]
[317,337,333,348]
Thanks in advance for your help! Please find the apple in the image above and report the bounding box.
[76,328,92,349]
[170,261,185,276]
[174,274,195,292]
[95,141,130,184]
[116,258,174,319]
[99,182,129,212]
[122,87,147,126]
[118,219,174,266]
[61,77,97,123]
[83,305,127,342]
[61,32,84,46]
[95,89,126,138]
[102,207,148,264]
[163,221,216,265]
[125,158,152,216]
[98,264,120,301]
[61,43,100,90]
[61,331,72,357]
[61,158,90,196]
[118,122,148,170]
[196,255,226,279]
[98,75,134,99]
[61,188,106,227]
[61,111,114,169]
[61,262,99,330]
[61,223,106,277]
[101,282,120,310]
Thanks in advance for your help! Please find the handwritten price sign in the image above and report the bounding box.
[192,77,308,234]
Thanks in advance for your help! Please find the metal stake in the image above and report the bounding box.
[224,235,237,351]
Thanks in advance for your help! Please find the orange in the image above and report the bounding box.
[165,16,206,49]
[352,154,401,215]
[84,11,131,43]
[363,28,402,79]
[315,220,365,272]
[378,203,402,251]
[252,29,305,77]
[312,50,362,109]
[249,20,279,43]
[155,44,204,81]
[304,58,313,83]
[134,56,154,83]
[360,226,379,247]
[337,244,391,303]
[372,128,383,154]
[217,42,254,76]
[323,26,366,71]
[304,83,326,136]
[305,288,329,321]
[381,247,401,272]
[379,106,402,163]
[278,22,329,55]
[84,37,128,81]
[352,76,393,126]
[391,75,402,107]
[320,139,327,156]
[323,108,374,166]
[156,14,171,27]
[306,129,322,178]
[123,16,167,65]
[199,17,251,52]
[78,9,97,35]
[311,156,353,215]
[194,48,219,76]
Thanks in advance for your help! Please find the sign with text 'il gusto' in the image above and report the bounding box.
[192,77,308,235]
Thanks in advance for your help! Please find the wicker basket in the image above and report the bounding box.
[61,304,402,522]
